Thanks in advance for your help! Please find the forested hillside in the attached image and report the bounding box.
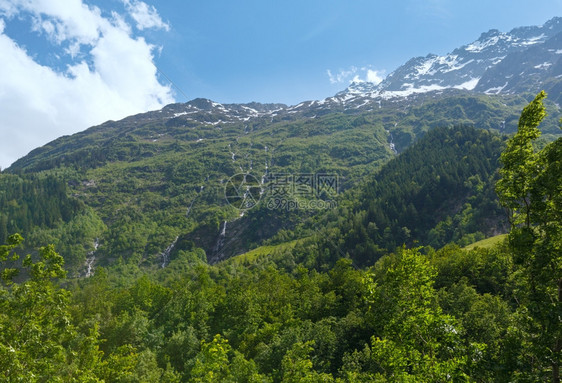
[3,91,560,276]
[291,125,510,268]
[1,92,560,381]
[3,7,562,381]
[0,174,83,243]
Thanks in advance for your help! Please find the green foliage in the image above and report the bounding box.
[281,341,335,382]
[0,222,554,382]
[27,208,106,273]
[496,91,562,382]
[0,236,184,382]
[2,91,562,381]
[190,334,268,382]
[0,236,98,382]
[0,173,83,243]
[298,125,508,268]
[497,91,546,227]
[364,248,477,381]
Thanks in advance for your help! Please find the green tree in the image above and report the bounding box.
[496,91,562,382]
[363,248,480,381]
[0,234,104,382]
[496,91,546,228]
[190,334,268,382]
[281,341,335,382]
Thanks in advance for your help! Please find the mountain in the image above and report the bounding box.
[317,125,508,267]
[2,18,562,383]
[5,91,554,274]
[3,18,562,275]
[336,17,562,105]
[474,30,562,101]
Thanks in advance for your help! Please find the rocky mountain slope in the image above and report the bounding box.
[3,18,562,275]
[338,17,562,105]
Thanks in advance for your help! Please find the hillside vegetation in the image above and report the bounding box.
[3,91,560,275]
[0,91,561,381]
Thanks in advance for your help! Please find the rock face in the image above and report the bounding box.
[9,18,562,174]
[339,17,562,102]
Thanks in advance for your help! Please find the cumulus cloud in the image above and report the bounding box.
[0,0,174,169]
[327,66,385,86]
[366,69,383,85]
[123,0,169,31]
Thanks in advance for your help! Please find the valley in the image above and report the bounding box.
[1,16,562,382]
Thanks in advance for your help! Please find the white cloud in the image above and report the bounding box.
[22,0,106,44]
[327,66,358,84]
[366,69,383,85]
[0,0,18,17]
[327,66,385,85]
[123,0,169,31]
[351,75,363,83]
[0,0,174,169]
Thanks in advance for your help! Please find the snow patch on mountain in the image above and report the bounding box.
[465,33,506,52]
[454,78,480,90]
[534,62,552,69]
[484,82,509,95]
[125,17,562,126]
[335,17,562,105]
[518,33,547,46]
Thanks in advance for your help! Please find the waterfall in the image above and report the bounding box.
[260,162,269,195]
[187,182,206,218]
[186,198,197,217]
[388,129,398,155]
[213,221,227,254]
[161,236,179,268]
[84,238,99,278]
[85,256,95,278]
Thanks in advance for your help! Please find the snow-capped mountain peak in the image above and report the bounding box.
[338,17,562,104]
[109,17,562,127]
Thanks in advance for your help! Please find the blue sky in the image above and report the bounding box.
[0,0,561,168]
[155,0,562,104]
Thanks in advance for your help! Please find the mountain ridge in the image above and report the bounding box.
[7,17,562,174]
[3,17,562,274]
[339,16,562,103]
